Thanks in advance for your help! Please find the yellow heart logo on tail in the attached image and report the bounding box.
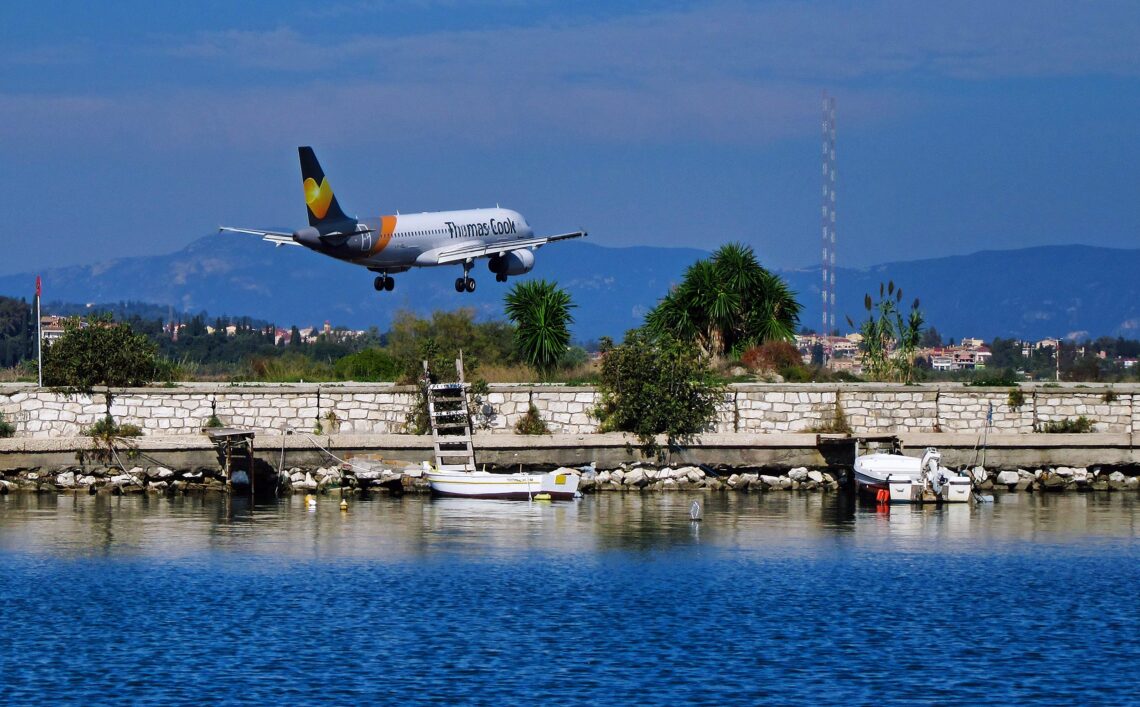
[304,177,334,219]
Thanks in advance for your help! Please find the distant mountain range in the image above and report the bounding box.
[1,236,1137,342]
[783,244,1140,343]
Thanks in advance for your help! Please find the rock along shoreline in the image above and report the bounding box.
[2,461,1137,497]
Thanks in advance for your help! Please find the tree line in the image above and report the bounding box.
[0,296,35,368]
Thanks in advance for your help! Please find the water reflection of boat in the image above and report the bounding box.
[853,445,971,504]
[426,468,580,500]
[853,502,978,549]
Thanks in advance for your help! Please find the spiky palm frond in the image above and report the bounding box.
[504,280,576,375]
[711,242,763,292]
[640,243,801,359]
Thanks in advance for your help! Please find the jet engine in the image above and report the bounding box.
[488,250,535,276]
[292,227,322,248]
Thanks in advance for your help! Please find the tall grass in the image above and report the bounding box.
[245,353,336,382]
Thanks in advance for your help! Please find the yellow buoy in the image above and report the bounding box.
[339,499,348,511]
[534,493,552,501]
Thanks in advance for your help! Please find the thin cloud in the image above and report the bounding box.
[2,1,1137,152]
[157,1,1140,81]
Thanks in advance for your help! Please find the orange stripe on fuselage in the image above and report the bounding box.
[368,215,396,255]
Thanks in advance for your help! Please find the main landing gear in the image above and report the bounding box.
[454,259,476,293]
[373,275,395,292]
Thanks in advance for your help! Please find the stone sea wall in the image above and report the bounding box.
[2,380,1140,435]
[1,382,1138,439]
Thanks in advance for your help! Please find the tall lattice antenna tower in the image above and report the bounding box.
[820,92,837,338]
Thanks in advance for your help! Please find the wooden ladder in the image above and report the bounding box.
[427,381,476,472]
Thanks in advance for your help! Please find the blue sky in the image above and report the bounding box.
[2,0,1138,277]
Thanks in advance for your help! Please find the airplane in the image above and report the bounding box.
[220,147,586,293]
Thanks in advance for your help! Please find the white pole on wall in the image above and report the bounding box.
[36,276,42,388]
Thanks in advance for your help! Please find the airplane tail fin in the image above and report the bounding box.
[298,146,351,229]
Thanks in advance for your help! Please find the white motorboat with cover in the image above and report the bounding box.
[426,467,581,500]
[853,445,971,504]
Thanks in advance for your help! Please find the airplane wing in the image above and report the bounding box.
[218,226,301,247]
[432,231,587,265]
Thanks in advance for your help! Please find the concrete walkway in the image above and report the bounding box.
[2,432,1136,471]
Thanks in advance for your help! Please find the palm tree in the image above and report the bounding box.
[644,242,800,360]
[504,280,576,376]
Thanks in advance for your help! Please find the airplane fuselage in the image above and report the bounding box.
[221,146,584,293]
[300,207,535,271]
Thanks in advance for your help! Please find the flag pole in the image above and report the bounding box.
[981,402,991,470]
[36,276,42,388]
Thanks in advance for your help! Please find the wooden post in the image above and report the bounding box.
[249,437,255,498]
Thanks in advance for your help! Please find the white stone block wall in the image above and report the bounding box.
[936,390,1032,433]
[319,391,417,434]
[731,388,837,432]
[1034,392,1132,432]
[476,391,531,431]
[836,389,938,432]
[0,384,1136,438]
[491,389,600,434]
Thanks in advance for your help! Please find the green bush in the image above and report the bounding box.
[1038,416,1096,433]
[778,365,815,383]
[84,415,143,439]
[1008,387,1026,410]
[0,412,14,438]
[514,404,550,435]
[809,399,852,434]
[470,378,490,399]
[741,341,802,372]
[43,314,164,391]
[79,415,143,467]
[245,352,334,382]
[334,348,402,381]
[969,368,1021,387]
[594,331,724,457]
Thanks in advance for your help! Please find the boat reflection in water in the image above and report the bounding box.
[0,490,1135,561]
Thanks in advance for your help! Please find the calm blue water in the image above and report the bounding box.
[1,491,1137,705]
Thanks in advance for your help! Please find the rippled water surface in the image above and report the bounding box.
[1,491,1138,705]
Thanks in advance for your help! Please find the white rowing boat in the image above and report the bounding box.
[426,468,580,500]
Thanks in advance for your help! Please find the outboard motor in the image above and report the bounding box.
[920,447,941,473]
[920,447,943,494]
